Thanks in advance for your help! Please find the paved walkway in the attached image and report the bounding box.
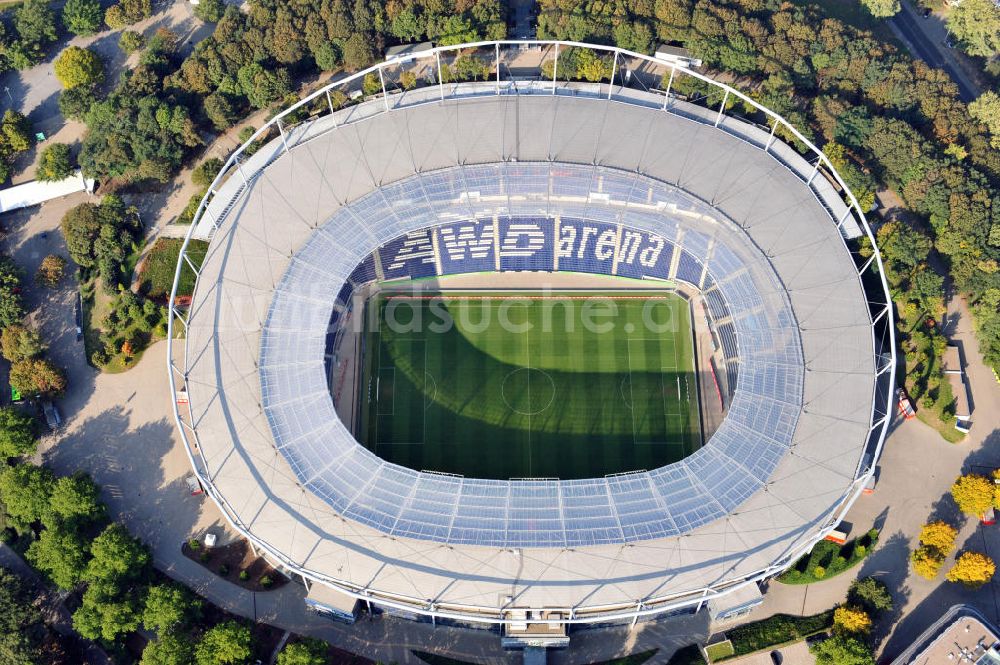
[753,291,1000,661]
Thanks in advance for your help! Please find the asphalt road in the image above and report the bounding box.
[891,4,979,102]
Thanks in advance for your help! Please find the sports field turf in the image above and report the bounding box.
[358,290,701,479]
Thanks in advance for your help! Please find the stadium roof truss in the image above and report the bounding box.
[168,41,896,625]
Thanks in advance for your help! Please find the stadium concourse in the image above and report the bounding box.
[171,42,893,633]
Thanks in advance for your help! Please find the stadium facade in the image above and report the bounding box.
[168,41,896,628]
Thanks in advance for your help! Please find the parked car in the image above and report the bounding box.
[42,401,61,430]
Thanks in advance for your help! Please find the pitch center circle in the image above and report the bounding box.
[501,368,556,416]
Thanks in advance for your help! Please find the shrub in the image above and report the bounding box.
[218,564,229,576]
[260,575,272,588]
[848,577,893,615]
[188,538,200,550]
[199,551,210,562]
[191,158,223,189]
[239,569,249,581]
[9,358,66,396]
[813,566,825,579]
[90,350,109,367]
[918,521,958,554]
[62,0,103,35]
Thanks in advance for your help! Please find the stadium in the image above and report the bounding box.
[168,41,895,630]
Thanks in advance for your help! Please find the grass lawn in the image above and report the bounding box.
[359,290,701,479]
[704,641,734,662]
[138,238,208,299]
[778,530,879,584]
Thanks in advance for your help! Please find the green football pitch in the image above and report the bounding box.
[358,291,702,480]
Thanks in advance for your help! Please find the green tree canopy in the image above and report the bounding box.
[73,579,142,643]
[142,583,201,633]
[810,634,876,665]
[0,325,42,363]
[969,91,1000,149]
[25,523,90,590]
[0,256,23,328]
[62,0,104,35]
[36,143,73,182]
[861,0,900,18]
[948,0,1000,56]
[119,30,145,55]
[84,523,151,585]
[15,0,58,50]
[141,631,196,665]
[847,577,893,616]
[277,638,328,665]
[54,46,105,89]
[0,464,54,531]
[48,473,104,528]
[195,621,252,665]
[0,407,37,458]
[0,567,43,664]
[9,358,67,396]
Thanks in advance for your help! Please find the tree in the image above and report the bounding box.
[104,0,151,29]
[194,0,224,22]
[9,358,67,396]
[73,580,142,642]
[54,46,105,89]
[237,63,291,109]
[192,158,223,189]
[0,325,43,362]
[342,32,375,70]
[141,632,196,665]
[119,30,145,55]
[142,584,201,632]
[969,91,1000,149]
[26,524,90,589]
[36,143,73,182]
[2,111,33,153]
[203,92,239,130]
[861,0,900,18]
[48,473,103,527]
[0,407,37,458]
[948,0,1000,56]
[833,606,872,634]
[0,568,43,664]
[810,634,876,665]
[15,0,58,49]
[62,0,103,35]
[947,551,996,588]
[61,202,101,268]
[848,577,893,615]
[0,256,24,328]
[0,464,53,531]
[85,523,150,584]
[195,621,252,665]
[951,474,995,518]
[35,254,67,287]
[918,521,958,553]
[277,638,328,665]
[400,71,417,90]
[58,86,97,121]
[912,545,946,580]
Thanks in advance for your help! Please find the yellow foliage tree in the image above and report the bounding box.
[951,474,995,517]
[918,521,958,553]
[911,546,945,580]
[833,605,872,634]
[947,551,996,589]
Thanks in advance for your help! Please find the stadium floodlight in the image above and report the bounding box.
[167,41,895,627]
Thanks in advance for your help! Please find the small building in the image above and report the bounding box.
[501,609,570,649]
[384,42,435,62]
[654,45,703,68]
[708,582,763,622]
[0,171,95,214]
[943,344,972,432]
[304,583,360,624]
[890,604,1000,664]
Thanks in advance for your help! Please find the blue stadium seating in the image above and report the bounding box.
[675,249,703,287]
[437,220,495,274]
[498,216,555,271]
[556,219,617,274]
[379,230,437,280]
